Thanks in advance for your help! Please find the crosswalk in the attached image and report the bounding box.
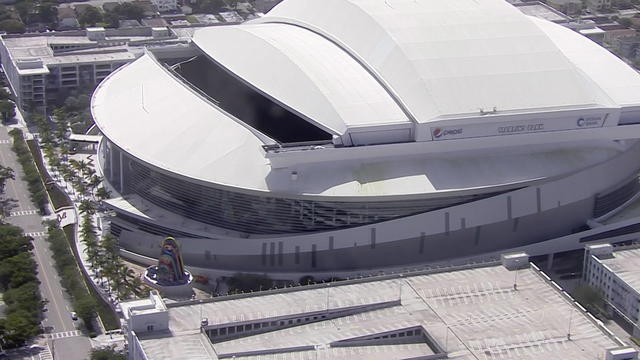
[47,330,82,340]
[9,209,39,217]
[0,139,10,144]
[38,346,53,360]
[25,231,46,237]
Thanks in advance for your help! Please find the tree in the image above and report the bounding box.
[0,87,12,101]
[0,19,25,34]
[112,2,144,21]
[78,199,97,215]
[0,165,14,194]
[95,187,111,201]
[227,273,273,293]
[78,6,103,27]
[0,100,15,124]
[619,17,632,28]
[36,2,57,24]
[90,346,125,360]
[573,284,606,318]
[74,295,97,324]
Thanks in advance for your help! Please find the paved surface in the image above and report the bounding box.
[136,263,625,360]
[0,126,91,360]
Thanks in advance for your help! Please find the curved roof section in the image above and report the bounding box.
[192,23,410,135]
[532,17,640,108]
[257,0,616,122]
[91,53,272,190]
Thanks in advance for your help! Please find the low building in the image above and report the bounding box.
[119,19,143,28]
[218,11,244,23]
[57,6,80,30]
[192,14,219,24]
[141,17,169,27]
[0,27,183,112]
[121,255,636,360]
[585,244,640,336]
[587,0,612,11]
[547,0,582,16]
[514,1,572,24]
[151,0,177,13]
[603,26,637,46]
[614,35,640,60]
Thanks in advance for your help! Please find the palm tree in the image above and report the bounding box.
[59,143,70,164]
[78,199,96,215]
[95,187,111,201]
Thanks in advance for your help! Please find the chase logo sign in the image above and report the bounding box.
[576,117,601,128]
[432,127,463,139]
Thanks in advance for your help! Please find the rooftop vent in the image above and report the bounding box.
[501,252,530,271]
[586,243,614,259]
[86,27,106,41]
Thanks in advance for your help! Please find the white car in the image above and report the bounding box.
[70,312,78,321]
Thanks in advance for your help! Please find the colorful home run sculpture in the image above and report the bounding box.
[156,237,187,285]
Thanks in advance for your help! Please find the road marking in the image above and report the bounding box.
[31,236,69,332]
[39,344,53,360]
[47,330,82,339]
[9,209,39,217]
[25,231,46,237]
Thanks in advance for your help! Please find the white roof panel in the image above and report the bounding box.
[532,17,640,108]
[258,0,616,123]
[193,24,410,135]
[91,54,272,191]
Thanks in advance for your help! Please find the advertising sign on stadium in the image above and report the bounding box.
[430,115,605,141]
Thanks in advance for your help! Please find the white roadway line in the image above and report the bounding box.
[32,237,69,333]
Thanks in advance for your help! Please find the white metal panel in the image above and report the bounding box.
[259,0,617,123]
[193,24,410,137]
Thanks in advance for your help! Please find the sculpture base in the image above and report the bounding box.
[143,266,193,299]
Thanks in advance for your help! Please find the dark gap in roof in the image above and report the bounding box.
[172,55,332,143]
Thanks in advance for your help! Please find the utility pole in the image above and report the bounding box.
[567,309,573,340]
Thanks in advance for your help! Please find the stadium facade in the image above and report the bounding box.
[92,0,640,276]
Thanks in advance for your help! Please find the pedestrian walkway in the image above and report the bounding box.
[38,346,53,360]
[0,139,11,144]
[9,209,39,217]
[47,330,82,340]
[25,231,46,237]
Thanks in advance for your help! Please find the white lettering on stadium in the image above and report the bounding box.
[497,123,544,134]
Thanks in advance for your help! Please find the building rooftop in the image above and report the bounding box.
[0,32,156,73]
[594,247,640,294]
[131,261,625,360]
[514,2,572,23]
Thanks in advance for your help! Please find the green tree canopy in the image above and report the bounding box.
[79,6,103,27]
[0,19,25,34]
[90,346,126,360]
[0,100,16,124]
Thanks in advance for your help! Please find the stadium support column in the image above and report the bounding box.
[547,253,554,270]
[109,144,113,181]
[119,151,124,193]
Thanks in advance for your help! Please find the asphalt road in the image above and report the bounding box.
[0,127,91,360]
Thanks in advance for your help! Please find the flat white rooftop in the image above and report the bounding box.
[133,262,624,360]
[595,247,640,294]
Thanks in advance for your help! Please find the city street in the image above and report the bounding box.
[0,126,91,360]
